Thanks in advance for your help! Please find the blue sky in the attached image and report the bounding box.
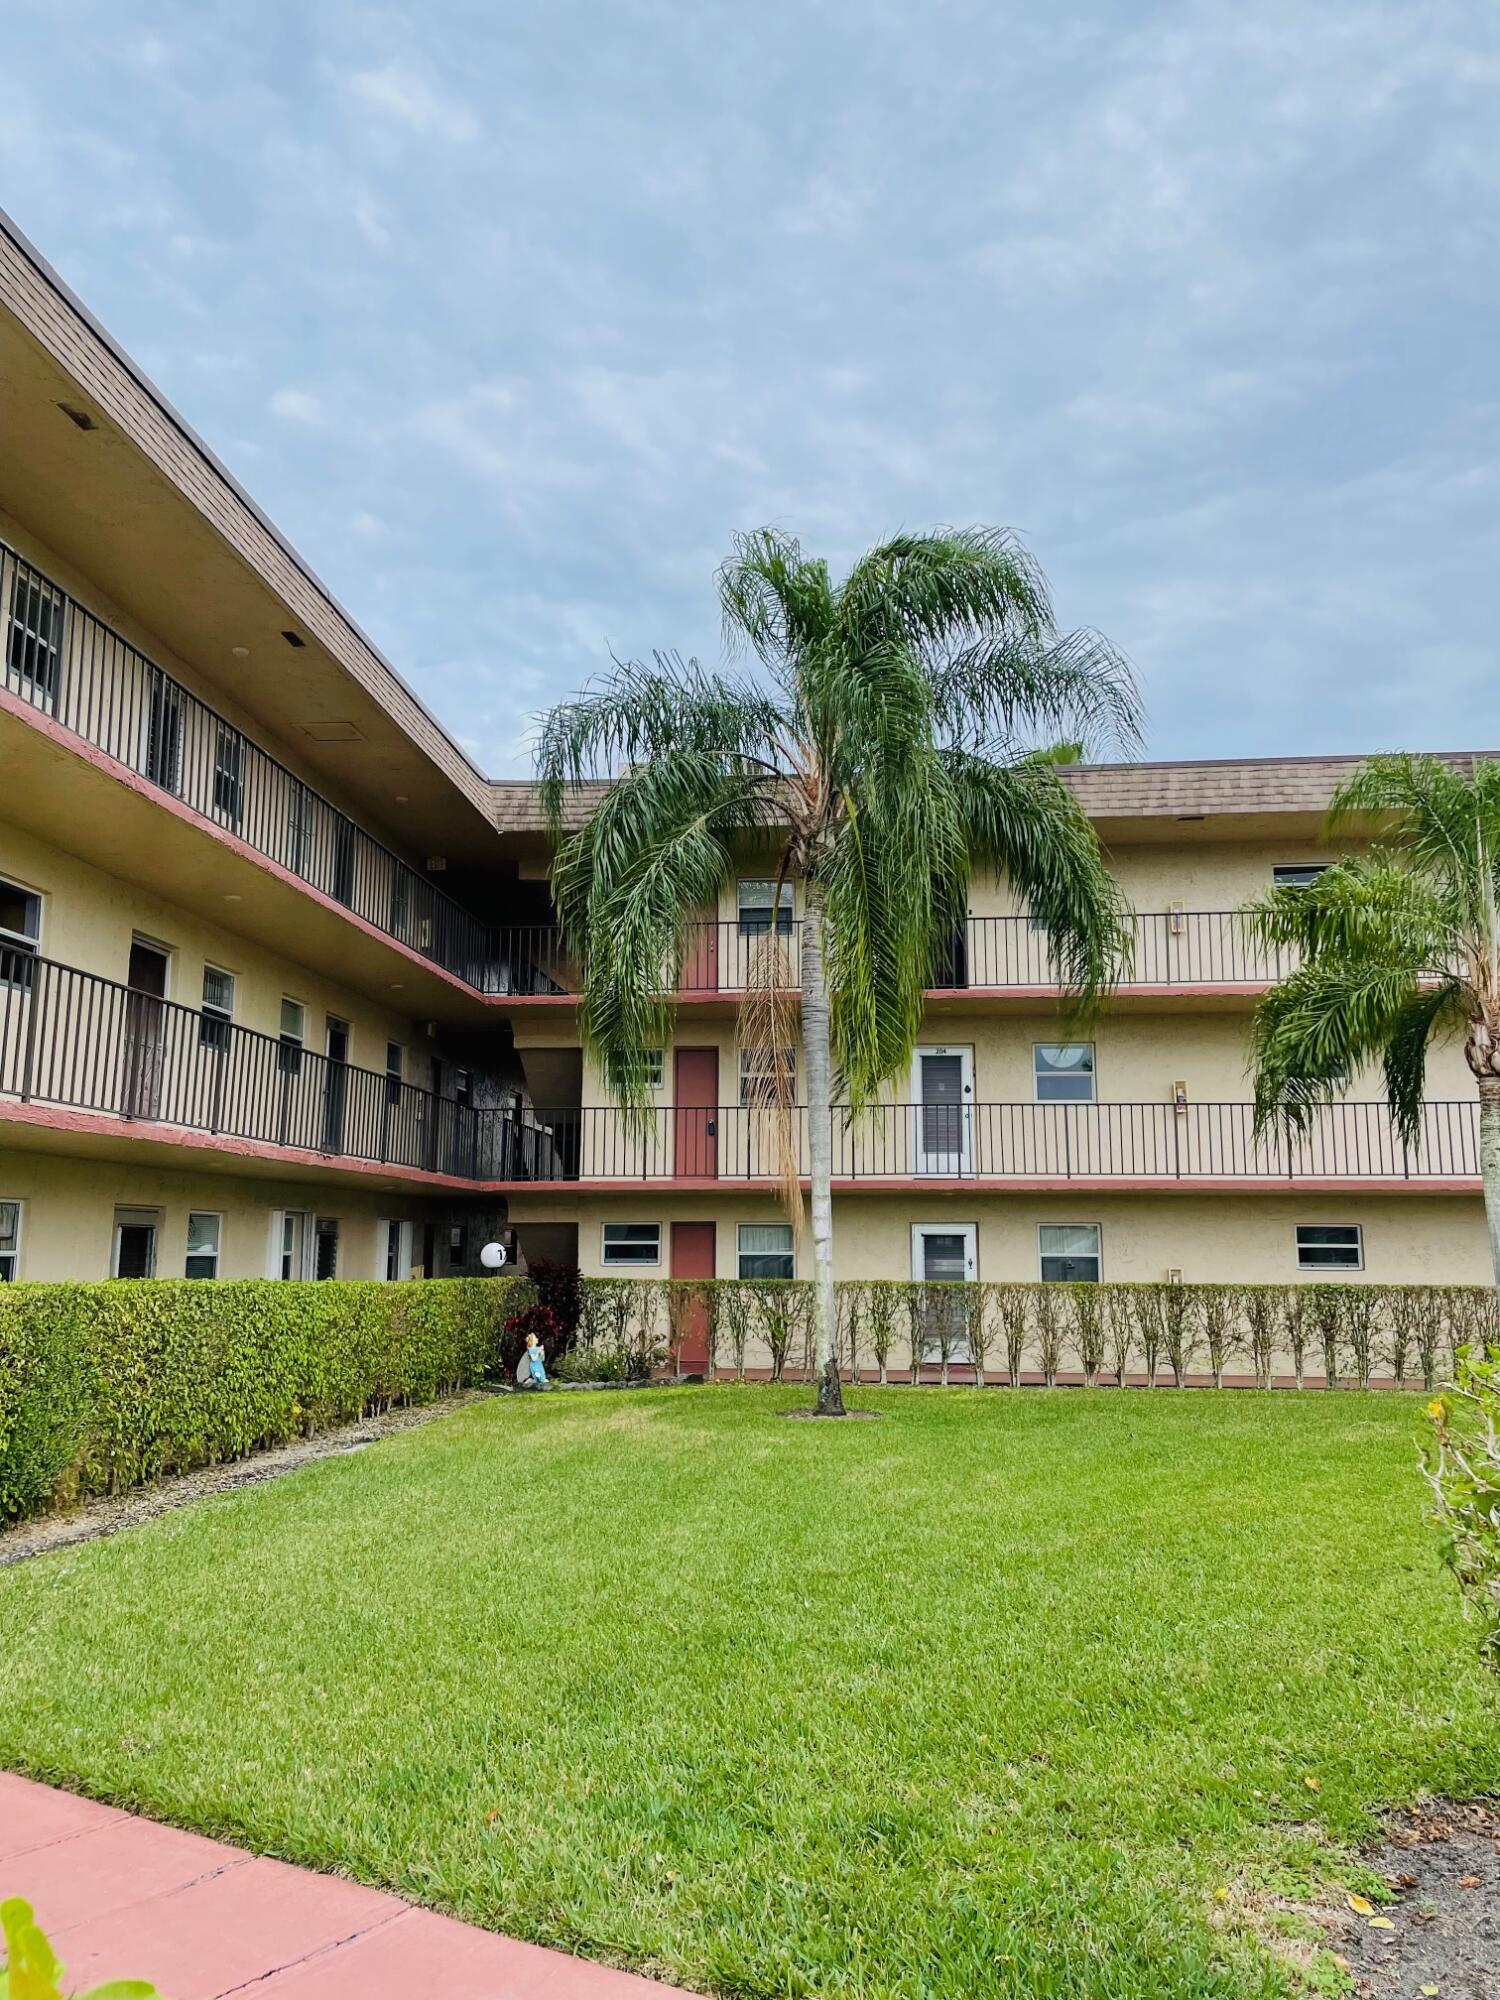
[4,1,1497,773]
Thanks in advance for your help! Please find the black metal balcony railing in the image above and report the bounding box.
[0,544,1311,1007]
[504,1098,1480,1183]
[0,951,504,1179]
[1,539,499,989]
[0,954,1478,1184]
[489,910,1301,999]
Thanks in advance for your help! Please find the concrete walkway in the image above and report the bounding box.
[0,1772,698,1998]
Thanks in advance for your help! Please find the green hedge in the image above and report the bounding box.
[0,1277,524,1523]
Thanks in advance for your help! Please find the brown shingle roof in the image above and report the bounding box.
[492,752,1496,835]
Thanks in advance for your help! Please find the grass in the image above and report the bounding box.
[1,1388,1498,1999]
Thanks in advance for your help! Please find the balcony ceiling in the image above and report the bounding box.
[0,244,499,865]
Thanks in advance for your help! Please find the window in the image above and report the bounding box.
[740,1044,796,1106]
[199,966,235,1052]
[455,1068,473,1110]
[386,1042,404,1106]
[1296,1224,1363,1271]
[738,879,793,936]
[0,1200,21,1281]
[1039,1224,1101,1283]
[382,1219,412,1281]
[314,1216,339,1280]
[607,1048,664,1093]
[448,1223,468,1266]
[1273,864,1329,890]
[0,876,41,987]
[112,1208,159,1279]
[389,866,410,938]
[602,1222,661,1268]
[275,1210,308,1280]
[738,1222,794,1280]
[6,569,64,709]
[286,783,313,876]
[213,726,245,824]
[1034,1044,1095,1103]
[331,817,355,906]
[185,1211,221,1280]
[279,998,305,1076]
[144,670,184,792]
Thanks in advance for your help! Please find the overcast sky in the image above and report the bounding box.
[4,1,1496,773]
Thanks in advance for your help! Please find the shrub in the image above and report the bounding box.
[1067,1285,1106,1388]
[526,1258,583,1340]
[1161,1286,1198,1388]
[1244,1286,1282,1391]
[1308,1285,1344,1389]
[862,1282,900,1386]
[995,1284,1029,1387]
[1105,1290,1133,1387]
[0,1278,520,1524]
[1423,1348,1500,1669]
[2,1893,159,1998]
[1129,1288,1165,1388]
[1195,1285,1241,1391]
[1032,1285,1065,1388]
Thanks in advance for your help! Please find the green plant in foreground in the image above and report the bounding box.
[1243,752,1500,1294]
[539,525,1140,1412]
[1424,1349,1500,1667]
[1,1897,155,1999]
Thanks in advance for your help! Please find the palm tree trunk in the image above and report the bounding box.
[1480,1075,1500,1293]
[801,880,845,1415]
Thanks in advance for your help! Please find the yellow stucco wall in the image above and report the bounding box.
[0,1148,427,1282]
[0,817,434,1084]
[532,1003,1472,1121]
[511,1188,1489,1285]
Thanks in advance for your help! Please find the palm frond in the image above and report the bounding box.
[839,529,1052,653]
[555,755,772,1114]
[932,628,1144,759]
[1248,958,1424,1136]
[943,751,1133,1009]
[538,651,787,840]
[717,529,835,680]
[1241,854,1453,972]
[1383,980,1466,1145]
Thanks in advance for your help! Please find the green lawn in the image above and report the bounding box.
[2,1389,1498,1999]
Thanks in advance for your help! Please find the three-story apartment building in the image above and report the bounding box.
[0,206,1490,1329]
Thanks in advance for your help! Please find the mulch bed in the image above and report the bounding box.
[1330,1800,1500,1996]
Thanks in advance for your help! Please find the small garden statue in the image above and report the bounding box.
[515,1330,550,1391]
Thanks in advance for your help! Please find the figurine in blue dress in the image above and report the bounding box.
[514,1330,550,1389]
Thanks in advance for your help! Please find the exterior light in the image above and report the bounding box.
[1168,903,1186,935]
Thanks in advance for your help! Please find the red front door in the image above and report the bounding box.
[670,1221,715,1375]
[674,1046,719,1178]
[681,912,719,994]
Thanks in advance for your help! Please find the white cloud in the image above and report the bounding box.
[269,388,323,424]
[346,62,479,141]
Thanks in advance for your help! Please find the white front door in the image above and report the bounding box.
[910,1223,978,1361]
[910,1045,973,1175]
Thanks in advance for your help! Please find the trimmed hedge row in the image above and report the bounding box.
[0,1277,524,1522]
[567,1277,1500,1390]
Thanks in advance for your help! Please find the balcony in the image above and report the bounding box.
[492,910,1297,1004]
[1,950,1477,1191]
[0,949,500,1187]
[1,537,501,999]
[504,1098,1480,1190]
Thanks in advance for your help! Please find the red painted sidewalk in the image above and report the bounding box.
[0,1772,699,1998]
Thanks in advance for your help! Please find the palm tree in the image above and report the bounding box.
[1243,753,1500,1292]
[538,527,1142,1413]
